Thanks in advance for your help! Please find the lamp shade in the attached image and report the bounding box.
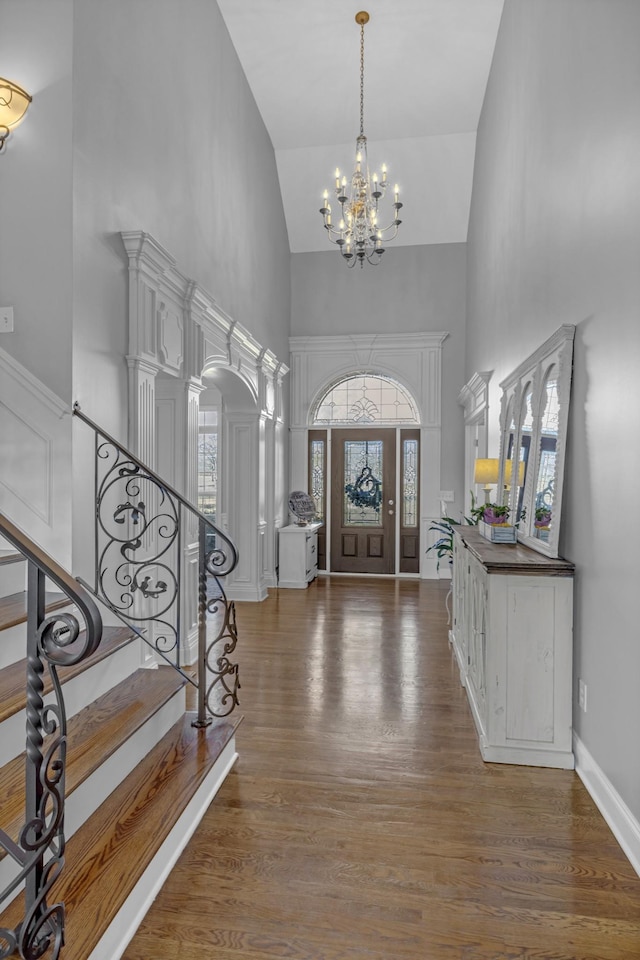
[474,458,499,486]
[0,79,31,130]
[504,459,525,487]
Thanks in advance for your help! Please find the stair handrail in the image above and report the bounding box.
[0,511,103,960]
[72,402,241,727]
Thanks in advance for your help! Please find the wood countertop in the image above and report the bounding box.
[453,525,574,576]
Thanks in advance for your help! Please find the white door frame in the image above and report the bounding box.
[289,332,448,579]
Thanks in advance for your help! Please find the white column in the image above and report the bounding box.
[225,413,267,602]
[127,357,160,466]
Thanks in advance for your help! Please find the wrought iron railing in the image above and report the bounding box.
[0,512,103,960]
[72,403,240,725]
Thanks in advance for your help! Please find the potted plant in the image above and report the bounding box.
[535,506,552,528]
[479,503,510,526]
[426,494,485,571]
[426,516,458,572]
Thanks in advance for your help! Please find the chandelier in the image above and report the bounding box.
[319,11,402,268]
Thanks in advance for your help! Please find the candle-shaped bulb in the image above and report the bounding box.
[381,163,387,177]
[373,172,378,184]
[335,168,340,189]
[323,189,328,201]
[341,176,347,188]
[339,219,345,232]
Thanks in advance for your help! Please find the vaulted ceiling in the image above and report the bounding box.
[217,0,505,252]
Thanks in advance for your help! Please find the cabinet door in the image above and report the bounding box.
[305,532,318,581]
[466,555,487,718]
[450,535,468,675]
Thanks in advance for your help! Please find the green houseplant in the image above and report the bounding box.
[426,493,487,570]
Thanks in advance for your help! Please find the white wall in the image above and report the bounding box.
[291,243,467,510]
[466,0,640,824]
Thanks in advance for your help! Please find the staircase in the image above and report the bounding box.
[0,411,242,959]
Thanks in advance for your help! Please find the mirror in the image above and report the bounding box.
[532,366,558,543]
[498,326,575,558]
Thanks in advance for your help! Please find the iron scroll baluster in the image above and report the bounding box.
[0,512,103,960]
[72,402,240,726]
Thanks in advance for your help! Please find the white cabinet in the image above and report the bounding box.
[451,526,575,769]
[277,523,321,589]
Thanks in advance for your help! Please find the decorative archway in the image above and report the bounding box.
[122,230,289,627]
[289,332,448,578]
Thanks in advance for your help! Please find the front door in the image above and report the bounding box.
[330,429,396,574]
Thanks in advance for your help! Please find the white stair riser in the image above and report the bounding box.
[64,687,187,839]
[0,560,26,599]
[0,688,187,910]
[0,638,140,767]
[0,600,73,670]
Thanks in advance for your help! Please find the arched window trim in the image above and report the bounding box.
[310,372,420,426]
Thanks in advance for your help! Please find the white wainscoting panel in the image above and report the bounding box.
[0,345,72,566]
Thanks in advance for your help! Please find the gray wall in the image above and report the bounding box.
[467,0,640,818]
[291,243,467,507]
[0,0,74,401]
[1,0,291,571]
[72,0,291,433]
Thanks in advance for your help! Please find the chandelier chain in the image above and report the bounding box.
[360,21,365,137]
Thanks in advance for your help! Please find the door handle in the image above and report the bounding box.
[388,509,394,515]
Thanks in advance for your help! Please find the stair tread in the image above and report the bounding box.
[0,552,23,567]
[0,590,68,632]
[0,714,240,959]
[0,625,136,725]
[0,666,187,857]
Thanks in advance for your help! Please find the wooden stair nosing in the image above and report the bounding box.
[0,714,241,960]
[0,667,188,859]
[0,626,137,726]
[0,591,70,633]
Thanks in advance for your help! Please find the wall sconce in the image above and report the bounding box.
[0,78,32,153]
[474,458,499,503]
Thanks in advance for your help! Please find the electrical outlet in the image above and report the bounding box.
[578,678,587,712]
[0,307,14,333]
[440,490,454,502]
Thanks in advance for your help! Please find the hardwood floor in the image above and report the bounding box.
[123,577,640,960]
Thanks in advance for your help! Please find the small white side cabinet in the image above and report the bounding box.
[450,526,575,769]
[278,522,322,589]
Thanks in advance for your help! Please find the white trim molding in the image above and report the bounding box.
[458,370,492,426]
[574,733,640,878]
[121,231,288,602]
[459,370,493,518]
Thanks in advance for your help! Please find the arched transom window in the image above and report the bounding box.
[312,374,419,425]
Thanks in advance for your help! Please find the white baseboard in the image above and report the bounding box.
[227,582,268,602]
[573,732,640,878]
